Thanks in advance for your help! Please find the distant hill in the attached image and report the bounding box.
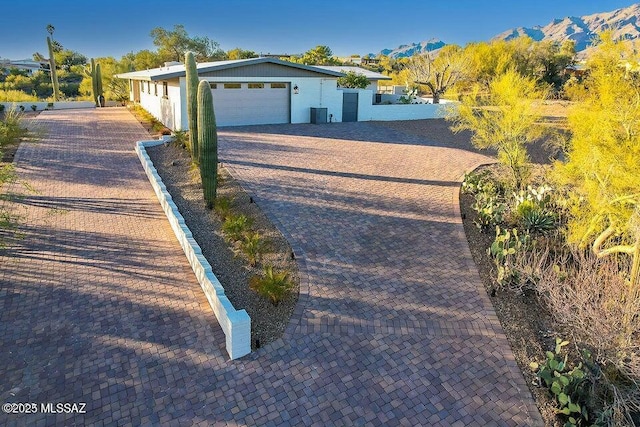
[376,3,640,58]
[494,3,640,51]
[376,39,446,58]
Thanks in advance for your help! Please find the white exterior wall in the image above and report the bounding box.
[132,76,344,128]
[137,80,160,123]
[341,88,453,121]
[135,79,185,131]
[290,78,343,123]
[361,102,451,121]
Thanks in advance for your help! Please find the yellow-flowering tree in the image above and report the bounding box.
[553,32,640,334]
[449,69,547,189]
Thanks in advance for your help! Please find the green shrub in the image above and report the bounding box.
[222,214,253,241]
[249,265,294,304]
[240,232,266,267]
[214,196,233,220]
[171,130,188,149]
[0,106,26,149]
[530,338,590,427]
[0,90,38,102]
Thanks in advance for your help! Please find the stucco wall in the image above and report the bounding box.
[131,75,345,128]
[1,101,96,111]
[134,79,184,131]
[361,102,451,121]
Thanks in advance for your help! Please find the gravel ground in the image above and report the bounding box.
[147,142,299,349]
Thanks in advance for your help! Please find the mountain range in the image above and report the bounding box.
[378,3,640,58]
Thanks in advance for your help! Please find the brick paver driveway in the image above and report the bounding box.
[0,109,543,426]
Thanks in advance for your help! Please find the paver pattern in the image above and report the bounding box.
[0,109,543,426]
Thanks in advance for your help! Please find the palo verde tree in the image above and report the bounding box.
[337,71,369,89]
[150,25,225,63]
[448,68,547,189]
[290,45,341,66]
[553,32,640,337]
[405,44,468,103]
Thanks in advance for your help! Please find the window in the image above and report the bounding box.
[139,81,144,92]
[154,83,158,96]
[270,83,287,89]
[209,83,217,89]
[223,83,241,89]
[248,83,264,89]
[147,81,151,93]
[162,82,168,98]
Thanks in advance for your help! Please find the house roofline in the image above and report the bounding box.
[116,57,346,81]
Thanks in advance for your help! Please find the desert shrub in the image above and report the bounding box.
[537,251,640,425]
[222,214,252,241]
[170,130,188,149]
[214,196,232,220]
[0,90,38,102]
[240,232,266,267]
[512,184,557,233]
[521,209,556,233]
[473,191,506,231]
[530,338,591,426]
[461,170,491,195]
[249,265,293,304]
[489,226,531,288]
[0,105,26,149]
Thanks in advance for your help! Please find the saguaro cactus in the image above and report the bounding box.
[90,58,98,106]
[185,52,199,162]
[95,63,103,106]
[47,36,60,101]
[197,80,218,208]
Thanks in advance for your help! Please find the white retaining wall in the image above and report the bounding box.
[1,101,96,111]
[342,88,453,121]
[135,139,251,360]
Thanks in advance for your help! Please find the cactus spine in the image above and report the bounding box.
[185,52,199,162]
[90,58,98,106]
[47,36,60,101]
[95,63,103,106]
[197,80,218,208]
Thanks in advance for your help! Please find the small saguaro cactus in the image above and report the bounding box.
[47,36,60,101]
[197,79,218,208]
[185,52,199,162]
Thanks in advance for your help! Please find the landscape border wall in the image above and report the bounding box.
[135,139,251,360]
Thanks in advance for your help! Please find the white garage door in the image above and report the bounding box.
[210,82,290,126]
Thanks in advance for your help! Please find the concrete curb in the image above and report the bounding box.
[135,139,251,360]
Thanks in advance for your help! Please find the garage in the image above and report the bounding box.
[117,57,348,129]
[209,82,290,127]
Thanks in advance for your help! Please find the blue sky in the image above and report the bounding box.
[0,0,636,60]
